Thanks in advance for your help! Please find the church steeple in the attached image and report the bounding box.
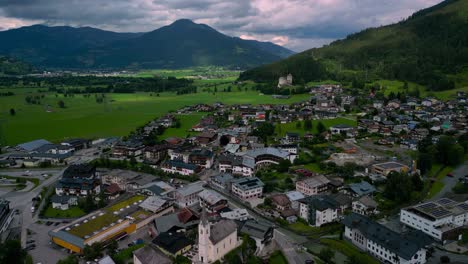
[201,205,209,226]
[199,205,210,263]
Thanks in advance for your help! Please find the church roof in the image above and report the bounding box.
[209,219,237,244]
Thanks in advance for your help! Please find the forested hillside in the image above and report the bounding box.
[240,0,468,91]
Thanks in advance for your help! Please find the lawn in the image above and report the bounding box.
[160,113,205,139]
[428,182,444,198]
[67,213,118,238]
[43,205,85,218]
[289,222,319,234]
[275,117,357,137]
[0,89,310,145]
[112,244,145,264]
[320,238,379,264]
[268,250,288,264]
[427,166,453,198]
[302,163,324,173]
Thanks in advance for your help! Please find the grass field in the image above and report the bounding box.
[43,206,85,218]
[0,90,310,145]
[372,79,468,100]
[275,117,357,137]
[320,238,379,264]
[268,250,288,264]
[160,113,205,139]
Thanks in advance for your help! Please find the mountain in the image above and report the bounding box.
[0,19,293,69]
[240,0,468,90]
[0,56,35,75]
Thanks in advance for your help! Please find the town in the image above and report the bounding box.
[0,82,467,264]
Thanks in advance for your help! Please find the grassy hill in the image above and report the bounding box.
[240,0,468,92]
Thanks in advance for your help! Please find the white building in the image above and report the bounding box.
[172,181,205,208]
[352,196,378,216]
[400,198,468,243]
[231,177,264,201]
[344,213,430,264]
[198,209,238,263]
[298,196,339,227]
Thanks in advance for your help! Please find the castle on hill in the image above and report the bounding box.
[278,73,293,88]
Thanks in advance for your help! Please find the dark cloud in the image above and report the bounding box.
[0,0,443,51]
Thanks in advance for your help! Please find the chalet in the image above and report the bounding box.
[270,193,291,211]
[161,160,200,176]
[144,144,168,165]
[55,164,101,196]
[112,139,144,157]
[196,132,218,146]
[188,149,214,169]
[198,189,227,212]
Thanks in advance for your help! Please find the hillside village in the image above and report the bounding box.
[0,83,467,264]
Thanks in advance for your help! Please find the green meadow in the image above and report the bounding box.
[0,89,310,145]
[275,117,357,137]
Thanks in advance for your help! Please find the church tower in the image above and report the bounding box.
[198,206,210,263]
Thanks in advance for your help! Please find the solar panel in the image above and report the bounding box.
[457,203,468,210]
[437,198,454,205]
[430,209,451,217]
[418,202,436,210]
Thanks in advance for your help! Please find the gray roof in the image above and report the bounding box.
[212,173,234,186]
[209,219,237,244]
[348,181,376,196]
[240,220,273,239]
[17,139,51,151]
[49,230,85,249]
[299,195,339,211]
[133,246,171,264]
[246,147,290,159]
[176,181,204,197]
[50,195,76,205]
[343,213,431,260]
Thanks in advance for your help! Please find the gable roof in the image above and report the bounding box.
[343,213,431,260]
[133,246,171,264]
[17,139,51,151]
[209,219,237,244]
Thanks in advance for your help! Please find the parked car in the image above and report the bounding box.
[447,172,454,177]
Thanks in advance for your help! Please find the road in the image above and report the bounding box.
[431,162,467,200]
[0,167,65,248]
[207,186,316,263]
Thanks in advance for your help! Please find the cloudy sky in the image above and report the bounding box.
[0,0,442,51]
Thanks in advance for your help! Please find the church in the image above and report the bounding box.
[198,208,239,263]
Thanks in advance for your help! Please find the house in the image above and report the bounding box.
[295,175,330,196]
[112,139,144,157]
[152,232,192,256]
[283,132,300,144]
[196,132,218,146]
[51,195,78,210]
[133,246,172,264]
[138,181,174,196]
[352,196,378,216]
[198,189,228,212]
[61,138,91,150]
[400,198,468,243]
[189,149,214,169]
[343,213,431,264]
[172,181,205,208]
[330,124,354,135]
[220,208,252,221]
[139,196,174,214]
[231,177,264,201]
[144,145,168,165]
[285,191,305,210]
[104,183,122,200]
[161,160,200,176]
[371,162,409,176]
[343,181,376,197]
[101,169,156,191]
[239,220,274,255]
[270,194,291,211]
[198,210,238,263]
[298,195,339,227]
[210,173,234,190]
[154,208,199,234]
[55,164,101,196]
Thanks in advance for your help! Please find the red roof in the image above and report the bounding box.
[177,208,197,224]
[106,183,121,194]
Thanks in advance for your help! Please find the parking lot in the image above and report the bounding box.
[27,221,69,264]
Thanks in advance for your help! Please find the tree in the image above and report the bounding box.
[277,159,292,173]
[304,119,312,131]
[384,172,413,203]
[0,240,27,264]
[9,108,15,116]
[58,100,65,108]
[296,121,302,129]
[83,242,103,261]
[264,197,273,207]
[435,136,465,166]
[57,255,79,264]
[219,135,230,146]
[417,152,432,176]
[318,248,335,263]
[317,121,326,134]
[411,174,424,192]
[107,240,118,256]
[174,255,191,264]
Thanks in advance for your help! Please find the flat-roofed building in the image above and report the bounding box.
[49,195,171,253]
[231,177,264,201]
[400,198,468,243]
[371,161,409,176]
